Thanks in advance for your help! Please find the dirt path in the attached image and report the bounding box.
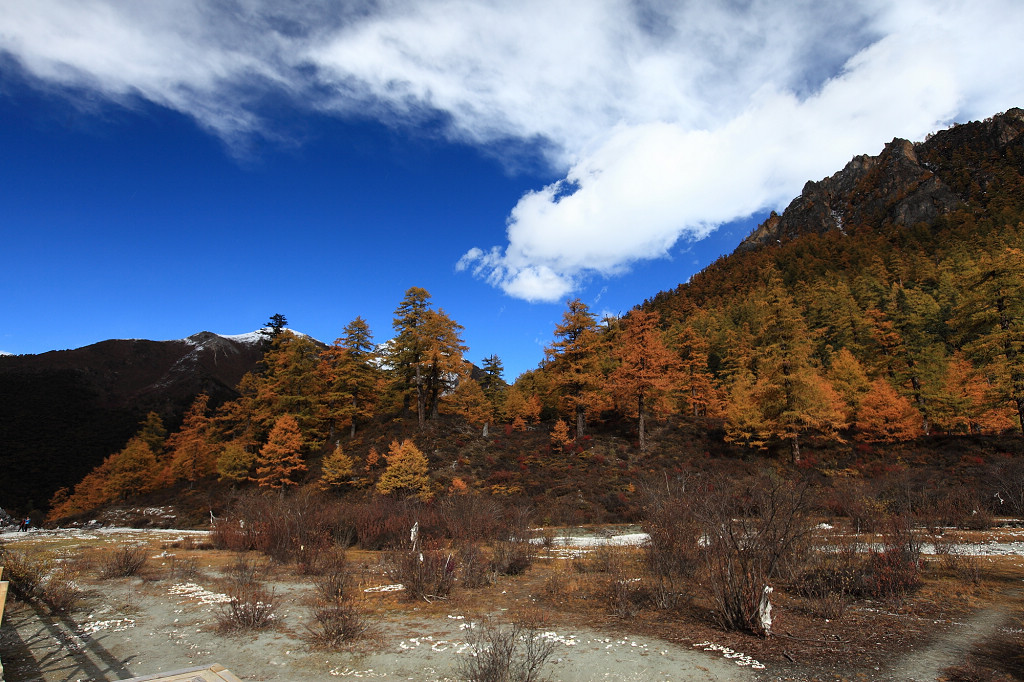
[884,600,1012,682]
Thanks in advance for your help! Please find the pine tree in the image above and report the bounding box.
[610,309,680,451]
[856,379,923,442]
[253,414,307,490]
[103,437,159,501]
[544,299,604,437]
[216,442,255,484]
[376,439,431,500]
[166,393,215,485]
[320,317,380,439]
[319,442,356,491]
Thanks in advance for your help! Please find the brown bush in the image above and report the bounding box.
[217,554,276,631]
[456,615,554,682]
[795,534,863,619]
[694,472,815,635]
[99,544,149,578]
[305,548,372,647]
[490,539,534,576]
[860,515,922,604]
[439,494,505,544]
[384,548,457,601]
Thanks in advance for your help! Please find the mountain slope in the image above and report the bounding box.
[737,108,1024,252]
[0,332,267,511]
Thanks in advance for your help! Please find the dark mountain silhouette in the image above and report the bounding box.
[0,332,266,512]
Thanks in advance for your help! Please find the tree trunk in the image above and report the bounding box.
[350,396,358,439]
[790,433,801,464]
[638,393,647,452]
[415,365,426,430]
[575,404,586,438]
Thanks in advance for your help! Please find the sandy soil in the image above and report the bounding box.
[0,528,759,682]
[3,524,1023,681]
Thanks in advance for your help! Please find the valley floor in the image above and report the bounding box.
[1,525,1022,681]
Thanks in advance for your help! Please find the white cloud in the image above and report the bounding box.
[2,1,1023,301]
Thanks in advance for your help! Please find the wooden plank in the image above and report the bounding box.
[0,580,8,624]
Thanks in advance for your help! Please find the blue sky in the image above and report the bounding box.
[2,2,1023,379]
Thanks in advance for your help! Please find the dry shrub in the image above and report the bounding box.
[641,479,701,609]
[796,534,863,619]
[305,548,372,647]
[930,531,981,584]
[490,539,533,576]
[217,555,276,631]
[457,543,493,588]
[99,544,148,578]
[694,472,815,635]
[0,545,83,612]
[348,496,438,550]
[1,546,50,600]
[169,556,200,581]
[440,494,505,544]
[213,490,354,562]
[861,515,922,604]
[456,615,555,682]
[384,548,457,601]
[932,486,995,531]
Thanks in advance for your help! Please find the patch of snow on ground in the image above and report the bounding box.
[364,583,405,593]
[169,582,232,605]
[693,641,765,670]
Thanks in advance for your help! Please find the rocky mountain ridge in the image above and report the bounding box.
[737,108,1024,251]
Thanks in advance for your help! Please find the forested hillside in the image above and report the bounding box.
[41,109,1024,523]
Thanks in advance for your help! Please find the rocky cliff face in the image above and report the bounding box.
[737,108,1024,252]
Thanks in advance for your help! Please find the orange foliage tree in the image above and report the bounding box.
[855,379,923,442]
[166,393,216,485]
[610,309,680,451]
[376,438,431,500]
[253,414,307,490]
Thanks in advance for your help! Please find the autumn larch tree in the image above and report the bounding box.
[220,331,325,449]
[667,322,722,422]
[104,437,160,502]
[166,393,216,486]
[388,286,432,423]
[388,288,469,429]
[544,299,604,437]
[610,309,680,451]
[319,441,356,491]
[253,414,307,490]
[726,269,846,461]
[216,441,256,484]
[376,438,431,500]
[443,376,492,435]
[954,248,1024,435]
[855,379,923,442]
[320,316,381,439]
